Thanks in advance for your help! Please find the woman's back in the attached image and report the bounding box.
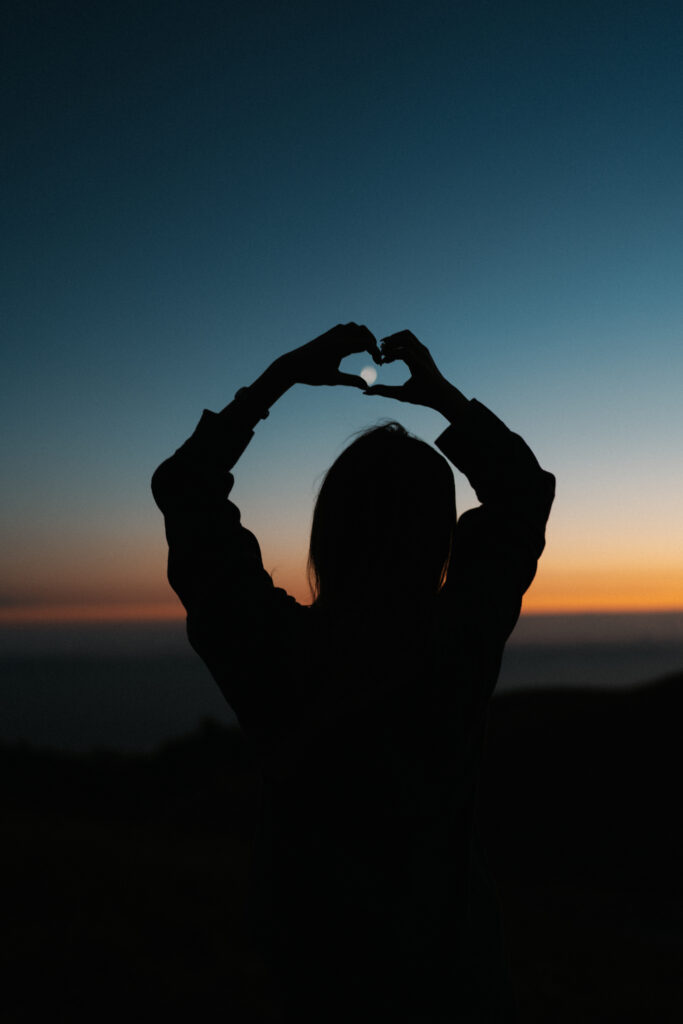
[246,598,514,1021]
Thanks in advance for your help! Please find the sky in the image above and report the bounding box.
[2,0,683,629]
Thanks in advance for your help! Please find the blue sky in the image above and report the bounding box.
[2,0,683,617]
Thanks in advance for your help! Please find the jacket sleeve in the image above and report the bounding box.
[435,399,555,649]
[151,401,301,727]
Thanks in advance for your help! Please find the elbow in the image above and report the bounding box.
[541,467,556,493]
[543,469,556,506]
[151,458,175,509]
[534,469,556,523]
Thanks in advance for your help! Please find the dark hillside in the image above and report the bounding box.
[479,674,682,1022]
[2,677,681,1022]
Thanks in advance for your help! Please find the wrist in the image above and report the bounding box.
[220,357,295,419]
[429,380,470,420]
[267,353,298,387]
[249,357,296,409]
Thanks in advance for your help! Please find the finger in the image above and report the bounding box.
[353,324,382,364]
[379,333,407,362]
[362,384,407,400]
[368,337,382,365]
[380,330,421,345]
[338,323,381,363]
[380,331,423,369]
[333,371,369,390]
[352,324,382,365]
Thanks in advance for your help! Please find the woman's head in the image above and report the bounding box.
[308,422,456,611]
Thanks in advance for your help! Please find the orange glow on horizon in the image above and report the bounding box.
[2,590,683,626]
[524,562,683,615]
[2,552,682,626]
[0,602,185,625]
[522,594,683,615]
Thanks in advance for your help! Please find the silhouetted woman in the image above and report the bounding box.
[152,324,555,1022]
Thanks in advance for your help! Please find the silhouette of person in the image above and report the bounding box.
[152,324,555,1022]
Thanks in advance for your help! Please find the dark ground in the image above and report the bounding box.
[2,674,681,1022]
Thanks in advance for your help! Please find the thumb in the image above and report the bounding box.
[362,384,406,400]
[333,371,368,390]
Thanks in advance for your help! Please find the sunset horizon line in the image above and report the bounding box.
[2,600,683,626]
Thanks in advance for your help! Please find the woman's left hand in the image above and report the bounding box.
[282,323,381,389]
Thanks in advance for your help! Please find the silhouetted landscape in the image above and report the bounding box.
[3,673,681,1022]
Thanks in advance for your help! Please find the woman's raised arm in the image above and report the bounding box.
[223,321,380,422]
[364,329,555,668]
[151,324,380,726]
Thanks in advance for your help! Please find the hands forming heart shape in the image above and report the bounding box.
[283,323,454,410]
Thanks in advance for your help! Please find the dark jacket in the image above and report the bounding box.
[152,397,555,1022]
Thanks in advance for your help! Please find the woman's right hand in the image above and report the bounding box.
[363,330,465,413]
[281,322,381,390]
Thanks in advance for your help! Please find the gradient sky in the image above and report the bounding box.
[3,0,683,624]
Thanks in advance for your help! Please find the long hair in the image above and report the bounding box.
[308,422,456,616]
